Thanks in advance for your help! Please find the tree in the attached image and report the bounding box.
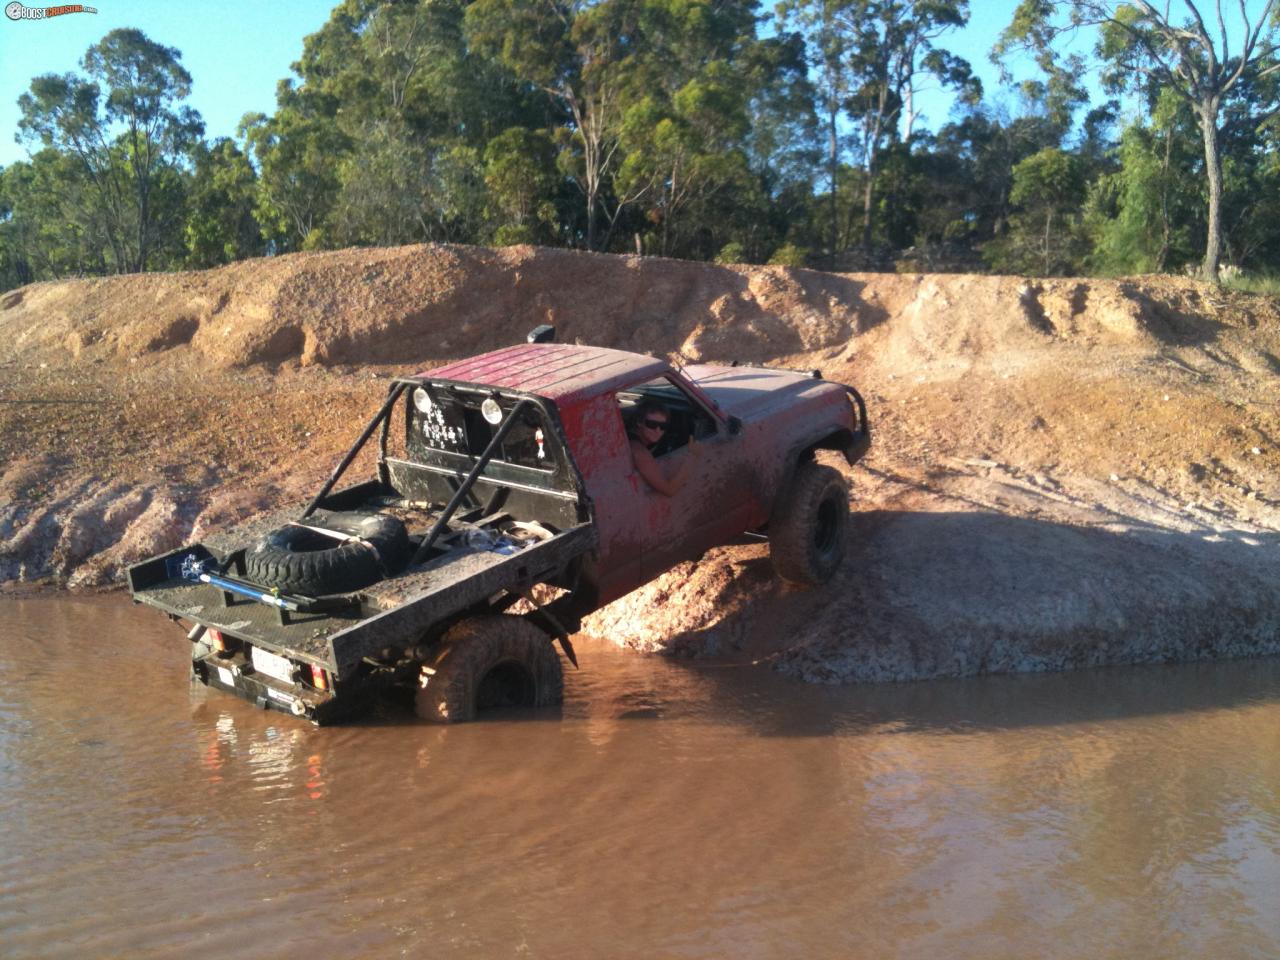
[615,61,755,255]
[1087,91,1199,274]
[239,100,349,251]
[183,138,263,267]
[466,0,639,250]
[987,146,1089,274]
[776,0,852,261]
[17,29,203,273]
[780,0,978,254]
[237,0,538,251]
[737,31,822,260]
[484,126,561,244]
[998,0,1280,281]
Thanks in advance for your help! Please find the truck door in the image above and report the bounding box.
[612,374,755,584]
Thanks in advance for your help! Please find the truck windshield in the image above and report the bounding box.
[405,386,554,473]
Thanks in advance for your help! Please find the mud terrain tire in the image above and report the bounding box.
[770,462,848,586]
[416,616,564,723]
[244,511,410,597]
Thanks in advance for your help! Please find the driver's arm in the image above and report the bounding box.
[630,438,699,496]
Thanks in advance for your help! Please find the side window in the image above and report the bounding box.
[616,376,717,458]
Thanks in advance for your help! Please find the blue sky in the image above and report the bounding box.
[0,0,1071,169]
[0,0,336,166]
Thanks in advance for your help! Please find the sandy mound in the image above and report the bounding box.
[2,243,1278,682]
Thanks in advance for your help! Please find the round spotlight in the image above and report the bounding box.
[481,397,503,425]
[413,387,433,413]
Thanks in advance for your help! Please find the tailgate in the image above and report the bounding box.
[128,544,362,670]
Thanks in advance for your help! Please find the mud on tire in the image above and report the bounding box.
[244,510,410,597]
[416,615,564,723]
[769,461,849,586]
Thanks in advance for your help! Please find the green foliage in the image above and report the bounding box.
[985,147,1089,275]
[1009,147,1085,208]
[484,127,560,244]
[1221,271,1280,296]
[767,242,808,266]
[779,0,977,252]
[0,152,107,281]
[493,224,538,246]
[1086,113,1196,275]
[7,1,1280,293]
[184,139,262,267]
[16,28,203,274]
[715,241,746,263]
[994,0,1280,279]
[239,103,348,252]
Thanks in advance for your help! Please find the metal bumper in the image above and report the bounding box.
[191,652,349,725]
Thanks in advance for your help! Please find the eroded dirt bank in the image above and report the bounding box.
[2,243,1278,681]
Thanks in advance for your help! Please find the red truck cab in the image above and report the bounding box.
[425,343,869,607]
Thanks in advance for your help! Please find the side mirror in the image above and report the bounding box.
[727,416,743,436]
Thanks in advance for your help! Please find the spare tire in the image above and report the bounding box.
[244,510,410,596]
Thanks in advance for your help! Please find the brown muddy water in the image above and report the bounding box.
[2,598,1279,960]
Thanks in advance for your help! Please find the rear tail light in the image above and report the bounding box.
[309,664,329,691]
[207,628,227,653]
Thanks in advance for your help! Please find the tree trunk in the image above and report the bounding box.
[861,162,874,252]
[1157,124,1172,272]
[1197,100,1223,282]
[903,83,916,143]
[586,191,598,252]
[1043,209,1053,276]
[828,99,839,267]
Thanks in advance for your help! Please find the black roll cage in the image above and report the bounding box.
[302,377,589,524]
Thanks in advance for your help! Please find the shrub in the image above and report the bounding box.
[767,243,808,268]
[715,241,746,265]
[493,224,536,247]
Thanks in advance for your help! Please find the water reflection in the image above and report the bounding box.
[0,597,1278,960]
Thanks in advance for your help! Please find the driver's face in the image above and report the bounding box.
[640,417,668,442]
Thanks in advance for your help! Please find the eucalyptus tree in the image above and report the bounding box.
[183,138,264,267]
[16,28,203,273]
[610,0,768,256]
[238,100,349,251]
[777,0,978,253]
[774,0,849,259]
[998,0,1280,280]
[264,0,535,248]
[466,0,644,250]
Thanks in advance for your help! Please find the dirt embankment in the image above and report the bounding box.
[2,243,1278,682]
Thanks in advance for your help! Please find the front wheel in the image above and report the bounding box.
[415,616,564,723]
[769,462,849,586]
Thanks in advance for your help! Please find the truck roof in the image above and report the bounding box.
[419,343,667,403]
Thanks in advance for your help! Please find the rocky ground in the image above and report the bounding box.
[2,243,1278,682]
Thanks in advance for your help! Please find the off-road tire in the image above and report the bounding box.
[769,462,849,586]
[415,616,564,723]
[244,510,410,597]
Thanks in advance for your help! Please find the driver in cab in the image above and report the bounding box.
[628,400,702,496]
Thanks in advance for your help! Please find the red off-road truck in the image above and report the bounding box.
[129,329,869,724]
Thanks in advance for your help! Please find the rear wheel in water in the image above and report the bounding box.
[414,615,564,723]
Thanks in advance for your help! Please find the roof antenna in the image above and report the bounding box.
[527,324,556,344]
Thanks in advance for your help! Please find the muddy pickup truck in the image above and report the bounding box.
[129,330,869,724]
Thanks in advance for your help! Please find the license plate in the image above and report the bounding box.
[250,646,296,684]
[216,666,236,687]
